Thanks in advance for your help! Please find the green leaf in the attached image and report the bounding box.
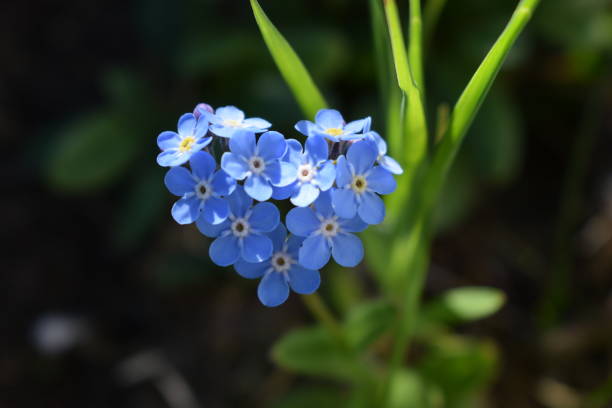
[432,158,477,233]
[272,326,357,381]
[250,0,327,118]
[270,386,345,408]
[425,286,506,323]
[46,113,140,193]
[390,369,445,408]
[345,299,395,350]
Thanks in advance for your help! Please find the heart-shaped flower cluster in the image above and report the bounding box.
[156,104,402,307]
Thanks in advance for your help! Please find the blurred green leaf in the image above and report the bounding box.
[250,0,327,118]
[418,334,499,407]
[425,286,506,323]
[326,265,364,316]
[46,113,141,193]
[272,326,357,381]
[344,299,395,350]
[270,386,345,408]
[432,158,477,233]
[390,369,445,408]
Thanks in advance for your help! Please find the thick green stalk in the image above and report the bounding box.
[408,0,424,93]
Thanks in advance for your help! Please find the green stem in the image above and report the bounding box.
[423,0,448,45]
[408,0,424,93]
[301,293,347,349]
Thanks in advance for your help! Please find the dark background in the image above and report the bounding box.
[2,0,612,407]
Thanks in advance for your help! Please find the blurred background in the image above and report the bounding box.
[2,0,612,407]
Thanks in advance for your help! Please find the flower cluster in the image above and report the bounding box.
[156,105,402,307]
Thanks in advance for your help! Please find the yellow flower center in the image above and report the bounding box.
[324,128,343,137]
[179,136,196,152]
[351,175,368,194]
[224,119,243,128]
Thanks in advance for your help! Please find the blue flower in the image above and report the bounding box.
[206,105,271,138]
[286,191,367,270]
[234,224,321,307]
[196,186,280,266]
[157,113,211,167]
[271,136,336,207]
[295,109,369,142]
[221,131,297,201]
[164,152,236,225]
[331,140,397,225]
[361,118,403,175]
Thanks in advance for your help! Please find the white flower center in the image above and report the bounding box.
[248,156,266,174]
[319,217,340,238]
[297,164,316,182]
[271,252,293,273]
[350,175,368,194]
[194,180,212,200]
[231,218,250,238]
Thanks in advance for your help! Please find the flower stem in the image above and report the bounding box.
[300,293,347,349]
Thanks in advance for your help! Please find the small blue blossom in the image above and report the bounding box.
[271,136,336,207]
[157,113,211,167]
[221,131,297,201]
[361,118,403,175]
[235,224,321,307]
[286,191,367,270]
[205,105,271,138]
[331,140,397,225]
[196,186,280,266]
[193,102,214,119]
[295,109,369,142]
[164,151,236,225]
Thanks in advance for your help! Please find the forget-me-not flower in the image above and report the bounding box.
[221,130,297,201]
[331,140,397,225]
[234,225,321,307]
[196,186,280,266]
[295,109,369,142]
[164,151,236,225]
[271,136,336,207]
[361,118,403,175]
[286,191,367,270]
[205,106,271,138]
[157,113,211,167]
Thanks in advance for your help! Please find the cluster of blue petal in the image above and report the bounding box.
[156,105,402,307]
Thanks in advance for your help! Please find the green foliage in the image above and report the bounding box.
[271,326,357,381]
[390,369,445,408]
[344,299,395,350]
[250,0,327,118]
[424,287,506,324]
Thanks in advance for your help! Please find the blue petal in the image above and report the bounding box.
[215,106,244,121]
[221,152,249,180]
[379,155,403,175]
[234,260,270,279]
[358,192,385,224]
[229,130,256,159]
[294,120,316,137]
[331,233,363,267]
[339,216,368,233]
[366,166,397,194]
[194,116,209,138]
[343,118,367,134]
[211,170,236,196]
[273,161,298,187]
[368,131,387,155]
[271,183,296,200]
[362,117,372,133]
[241,233,273,263]
[210,124,238,138]
[284,139,304,163]
[157,131,180,150]
[335,156,352,187]
[202,196,230,225]
[267,224,288,252]
[164,166,195,196]
[209,235,240,266]
[191,136,212,152]
[157,150,188,167]
[313,190,335,218]
[305,135,328,163]
[245,174,273,201]
[291,183,319,207]
[263,160,282,185]
[189,151,215,180]
[286,235,305,257]
[248,202,280,232]
[171,196,201,224]
[257,131,287,161]
[299,235,331,270]
[196,218,230,238]
[315,109,344,129]
[314,161,336,191]
[288,266,321,295]
[286,207,319,237]
[227,186,252,217]
[258,272,290,307]
[177,113,197,136]
[331,188,357,219]
[242,117,271,130]
[347,140,378,174]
